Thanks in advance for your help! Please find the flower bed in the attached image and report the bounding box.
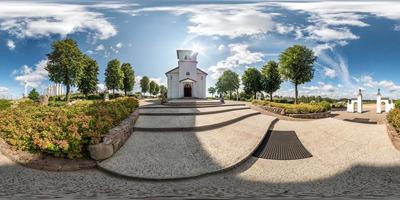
[0,99,12,110]
[0,97,139,159]
[387,108,400,135]
[252,100,331,114]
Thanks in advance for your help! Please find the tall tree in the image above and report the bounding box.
[279,45,316,104]
[241,67,263,99]
[159,85,167,97]
[28,88,39,102]
[105,59,124,94]
[153,84,160,96]
[261,61,282,101]
[46,38,84,102]
[216,70,240,99]
[149,80,156,96]
[78,55,99,97]
[140,76,150,96]
[208,87,216,98]
[121,63,135,96]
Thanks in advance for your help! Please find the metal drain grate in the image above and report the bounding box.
[253,131,312,160]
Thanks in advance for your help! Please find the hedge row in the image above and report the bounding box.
[0,99,12,110]
[388,108,400,135]
[252,99,331,114]
[0,97,139,159]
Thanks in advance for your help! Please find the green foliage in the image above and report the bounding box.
[216,70,240,99]
[140,76,150,95]
[105,59,124,94]
[159,85,167,98]
[208,87,216,97]
[252,100,330,114]
[279,45,316,104]
[46,38,85,102]
[149,80,156,96]
[153,84,160,96]
[0,99,12,110]
[388,108,400,135]
[78,55,99,96]
[261,61,282,101]
[28,89,40,101]
[395,100,400,109]
[0,97,139,159]
[241,67,263,98]
[121,63,135,95]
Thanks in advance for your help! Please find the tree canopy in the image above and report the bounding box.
[159,85,167,98]
[261,61,282,101]
[208,87,216,97]
[46,38,84,102]
[153,84,160,96]
[105,59,124,94]
[149,80,156,96]
[28,88,39,101]
[216,70,240,99]
[140,76,150,95]
[78,55,99,96]
[121,63,135,95]
[241,67,263,99]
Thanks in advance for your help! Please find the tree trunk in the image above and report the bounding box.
[254,92,257,99]
[124,89,127,96]
[236,89,239,101]
[66,84,70,102]
[229,91,232,100]
[295,83,298,104]
[113,88,115,95]
[270,92,273,101]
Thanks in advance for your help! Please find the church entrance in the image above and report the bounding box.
[184,84,192,97]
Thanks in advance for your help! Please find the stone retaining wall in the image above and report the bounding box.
[258,105,331,119]
[386,121,400,151]
[88,109,140,161]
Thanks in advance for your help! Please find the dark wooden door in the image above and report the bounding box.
[184,84,192,97]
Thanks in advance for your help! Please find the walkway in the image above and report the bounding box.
[98,100,276,179]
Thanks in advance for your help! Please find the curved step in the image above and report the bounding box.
[139,106,250,116]
[134,109,260,132]
[139,103,246,109]
[98,114,277,180]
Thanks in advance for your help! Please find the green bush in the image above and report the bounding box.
[252,100,331,114]
[0,97,139,159]
[0,99,12,110]
[395,100,400,109]
[388,108,400,135]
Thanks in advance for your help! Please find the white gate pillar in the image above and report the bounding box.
[357,89,363,113]
[376,89,382,113]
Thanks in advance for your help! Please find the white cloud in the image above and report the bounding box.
[360,75,400,93]
[95,44,105,51]
[134,3,277,38]
[208,43,264,78]
[14,59,48,88]
[217,44,225,52]
[0,2,117,40]
[324,67,337,78]
[6,39,15,50]
[306,26,359,42]
[395,25,400,31]
[0,86,10,98]
[115,42,123,49]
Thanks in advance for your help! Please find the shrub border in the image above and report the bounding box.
[88,109,140,161]
[255,105,331,119]
[386,120,400,151]
[0,138,96,171]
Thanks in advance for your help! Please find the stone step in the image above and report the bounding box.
[98,114,276,180]
[140,103,246,109]
[134,109,260,132]
[139,105,250,115]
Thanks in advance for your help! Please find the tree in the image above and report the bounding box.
[153,84,160,96]
[216,70,240,99]
[46,38,84,102]
[261,61,282,101]
[208,87,216,98]
[28,88,39,101]
[78,55,99,97]
[121,63,135,96]
[279,45,316,104]
[140,76,150,96]
[241,67,263,99]
[105,59,124,94]
[149,80,156,96]
[159,85,167,98]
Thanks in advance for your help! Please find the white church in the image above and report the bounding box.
[165,50,207,99]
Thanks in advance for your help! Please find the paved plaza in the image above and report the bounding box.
[1,100,400,199]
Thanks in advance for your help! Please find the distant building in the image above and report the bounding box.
[46,83,64,97]
[165,50,207,99]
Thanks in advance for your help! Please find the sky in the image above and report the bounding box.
[0,0,400,100]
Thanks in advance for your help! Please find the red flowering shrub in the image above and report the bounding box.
[0,97,139,159]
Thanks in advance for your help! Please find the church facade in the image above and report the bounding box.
[165,50,207,99]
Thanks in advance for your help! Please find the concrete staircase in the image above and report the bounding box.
[98,101,276,180]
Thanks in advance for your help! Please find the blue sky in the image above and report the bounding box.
[1,0,400,99]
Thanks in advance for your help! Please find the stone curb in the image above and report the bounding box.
[139,104,246,109]
[133,112,260,132]
[386,120,400,151]
[0,139,96,171]
[96,117,279,181]
[88,109,140,161]
[139,107,250,116]
[251,104,331,119]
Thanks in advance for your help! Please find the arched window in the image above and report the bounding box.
[201,76,203,80]
[170,75,173,80]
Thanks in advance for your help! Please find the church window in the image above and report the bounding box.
[170,75,173,80]
[201,76,203,80]
[186,72,190,76]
